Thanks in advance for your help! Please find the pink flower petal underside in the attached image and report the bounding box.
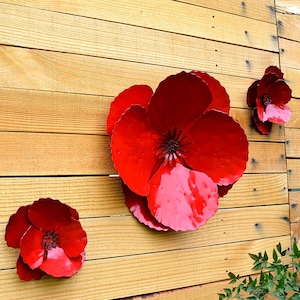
[40,247,83,278]
[148,71,212,135]
[111,105,161,196]
[268,80,292,106]
[20,226,45,269]
[28,198,71,231]
[246,80,259,108]
[264,66,283,78]
[122,183,170,231]
[107,85,153,136]
[184,110,248,186]
[265,103,292,124]
[58,219,87,257]
[191,70,230,114]
[16,255,45,281]
[5,205,31,248]
[148,163,219,231]
[252,109,272,134]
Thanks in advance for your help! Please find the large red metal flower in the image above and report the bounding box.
[5,198,87,281]
[247,66,292,134]
[107,71,248,231]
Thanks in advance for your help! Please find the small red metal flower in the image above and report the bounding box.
[108,71,248,231]
[5,198,87,281]
[247,66,292,134]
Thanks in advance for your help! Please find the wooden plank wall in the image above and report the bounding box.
[0,0,298,299]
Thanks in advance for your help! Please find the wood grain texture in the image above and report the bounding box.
[285,98,300,128]
[277,12,300,42]
[289,191,300,222]
[286,128,300,157]
[0,237,291,300]
[287,159,300,189]
[2,0,279,51]
[0,3,279,78]
[279,38,300,69]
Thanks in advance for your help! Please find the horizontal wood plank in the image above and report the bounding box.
[174,0,276,23]
[289,191,300,222]
[0,3,279,78]
[0,173,287,223]
[276,0,300,15]
[287,159,300,189]
[282,67,300,99]
[2,0,279,51]
[0,236,291,299]
[0,132,286,176]
[277,12,300,42]
[286,128,300,157]
[279,38,300,69]
[285,98,300,128]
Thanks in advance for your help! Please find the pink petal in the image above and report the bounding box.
[148,71,212,135]
[148,163,219,231]
[16,255,45,281]
[268,80,292,106]
[28,198,71,231]
[5,205,31,248]
[256,97,265,122]
[264,66,283,78]
[252,109,272,134]
[122,183,170,231]
[111,105,161,196]
[40,247,83,277]
[58,219,87,257]
[246,80,259,108]
[184,110,248,186]
[265,103,291,123]
[107,85,153,136]
[191,70,230,113]
[20,226,45,269]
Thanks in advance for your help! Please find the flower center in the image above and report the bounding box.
[157,127,189,164]
[262,94,271,106]
[42,230,58,250]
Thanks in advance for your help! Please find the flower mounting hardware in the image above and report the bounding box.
[107,71,249,231]
[5,198,87,281]
[247,66,292,134]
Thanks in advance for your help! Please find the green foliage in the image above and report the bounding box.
[218,241,300,300]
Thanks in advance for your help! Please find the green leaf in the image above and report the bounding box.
[272,248,278,262]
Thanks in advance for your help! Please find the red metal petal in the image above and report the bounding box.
[252,109,272,134]
[16,255,45,281]
[218,183,234,197]
[257,73,278,97]
[28,198,71,231]
[58,219,88,257]
[122,183,170,231]
[107,85,153,136]
[246,80,259,108]
[148,163,219,231]
[20,226,45,269]
[39,247,83,277]
[268,80,292,106]
[148,71,212,134]
[265,104,291,124]
[191,70,230,113]
[111,105,161,196]
[5,205,31,248]
[264,66,283,78]
[184,110,248,186]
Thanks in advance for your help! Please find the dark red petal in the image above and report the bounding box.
[66,204,79,220]
[246,80,259,108]
[5,205,31,248]
[148,71,212,134]
[256,98,265,122]
[191,70,230,113]
[218,183,234,197]
[268,80,292,106]
[257,73,278,97]
[16,255,45,281]
[264,66,283,79]
[40,247,83,277]
[58,219,87,257]
[107,85,153,136]
[184,110,248,186]
[28,198,71,231]
[148,163,219,231]
[20,226,45,269]
[265,104,291,124]
[252,109,272,134]
[111,105,161,196]
[122,183,170,231]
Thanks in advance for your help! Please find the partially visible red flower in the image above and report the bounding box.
[108,71,248,231]
[5,198,87,281]
[247,66,292,134]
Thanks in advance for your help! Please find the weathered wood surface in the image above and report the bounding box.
[0,0,299,299]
